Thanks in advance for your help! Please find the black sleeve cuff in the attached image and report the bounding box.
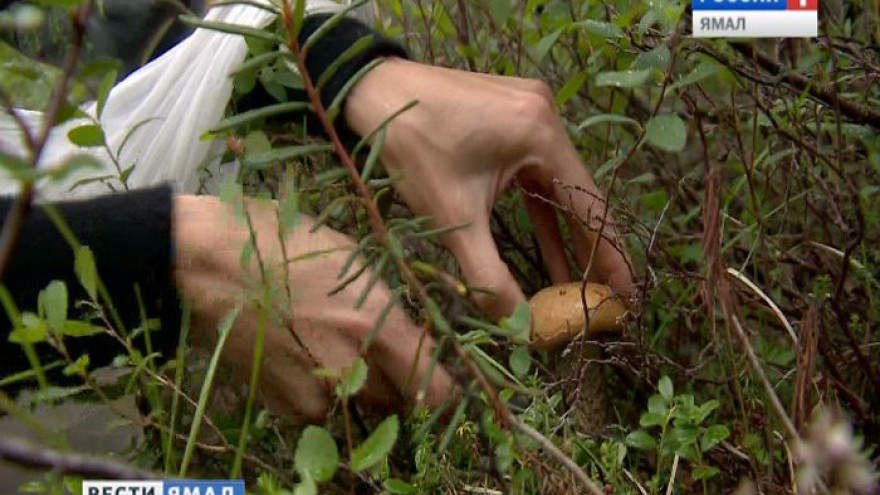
[0,185,180,388]
[299,13,408,110]
[235,13,407,143]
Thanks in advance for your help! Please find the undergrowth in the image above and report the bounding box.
[0,0,878,494]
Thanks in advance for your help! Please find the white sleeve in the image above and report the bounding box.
[0,0,373,200]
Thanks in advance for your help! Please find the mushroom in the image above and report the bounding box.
[528,282,626,350]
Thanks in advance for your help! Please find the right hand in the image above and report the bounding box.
[344,57,634,320]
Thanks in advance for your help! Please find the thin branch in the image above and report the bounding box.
[0,436,162,480]
[729,42,880,129]
[0,0,95,280]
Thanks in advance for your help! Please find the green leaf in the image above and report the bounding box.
[488,0,513,26]
[500,301,530,342]
[648,394,668,416]
[670,425,699,449]
[9,315,48,344]
[30,385,88,404]
[59,320,105,338]
[668,60,722,92]
[96,69,117,119]
[658,375,674,400]
[74,246,98,300]
[384,478,418,495]
[701,424,730,452]
[243,130,271,157]
[509,346,531,378]
[640,190,668,212]
[555,70,587,106]
[294,426,339,483]
[595,69,652,88]
[336,357,368,398]
[645,114,686,152]
[316,35,375,90]
[639,412,666,428]
[279,192,301,235]
[302,0,371,53]
[63,354,89,376]
[625,430,657,451]
[0,152,37,182]
[179,15,280,43]
[292,0,305,38]
[577,113,641,132]
[41,280,67,332]
[573,19,624,38]
[531,28,563,61]
[632,44,671,72]
[692,465,720,481]
[351,415,399,472]
[697,399,721,422]
[245,143,332,169]
[67,125,105,147]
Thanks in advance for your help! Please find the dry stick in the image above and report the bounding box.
[729,43,880,129]
[724,306,800,441]
[279,3,605,492]
[0,1,94,281]
[0,436,162,480]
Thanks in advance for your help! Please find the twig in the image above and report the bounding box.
[726,267,798,346]
[508,416,604,495]
[665,453,679,495]
[728,42,880,129]
[0,0,95,280]
[280,4,607,492]
[0,436,162,480]
[726,311,799,441]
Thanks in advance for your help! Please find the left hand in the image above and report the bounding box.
[344,57,634,319]
[172,195,457,421]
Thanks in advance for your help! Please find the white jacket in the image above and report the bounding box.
[0,0,371,199]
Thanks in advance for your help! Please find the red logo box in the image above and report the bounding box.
[787,0,818,10]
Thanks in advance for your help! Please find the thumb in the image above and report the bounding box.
[444,216,526,320]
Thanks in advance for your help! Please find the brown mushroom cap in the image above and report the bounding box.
[528,282,626,350]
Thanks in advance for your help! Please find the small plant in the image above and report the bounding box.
[625,376,730,493]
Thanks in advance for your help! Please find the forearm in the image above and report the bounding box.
[0,186,179,383]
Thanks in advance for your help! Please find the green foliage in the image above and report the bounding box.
[350,414,399,472]
[294,427,339,483]
[2,0,878,494]
[626,376,729,489]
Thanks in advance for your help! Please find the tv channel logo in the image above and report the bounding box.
[693,0,818,37]
[82,480,245,495]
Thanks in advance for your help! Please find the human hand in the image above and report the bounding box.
[344,58,634,319]
[171,195,456,421]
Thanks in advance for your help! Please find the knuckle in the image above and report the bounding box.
[506,84,560,150]
[522,78,555,103]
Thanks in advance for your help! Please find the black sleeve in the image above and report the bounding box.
[0,185,180,390]
[235,13,408,141]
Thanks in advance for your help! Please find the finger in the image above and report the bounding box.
[327,302,458,411]
[544,149,635,298]
[369,314,458,411]
[520,172,572,285]
[443,214,526,320]
[178,268,335,421]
